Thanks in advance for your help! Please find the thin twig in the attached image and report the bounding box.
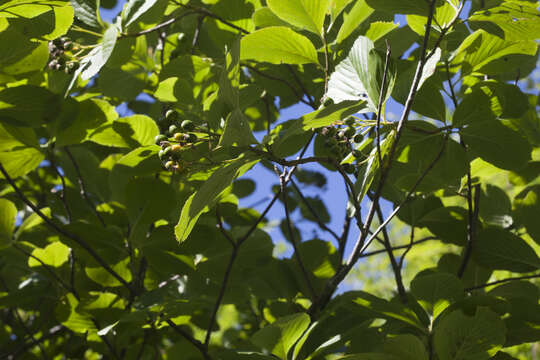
[204,245,237,348]
[12,308,49,359]
[0,162,134,294]
[361,236,436,258]
[244,64,313,108]
[180,3,249,34]
[290,178,339,242]
[398,226,415,270]
[191,15,206,53]
[281,174,317,299]
[375,41,392,166]
[287,65,317,109]
[166,319,211,359]
[48,152,72,222]
[64,147,106,227]
[216,207,236,247]
[465,273,540,291]
[322,32,330,96]
[373,198,407,303]
[121,11,197,37]
[457,183,480,278]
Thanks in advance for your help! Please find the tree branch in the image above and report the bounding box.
[121,11,197,38]
[465,273,540,291]
[281,174,317,299]
[64,147,106,227]
[375,41,392,166]
[166,319,211,359]
[458,183,480,278]
[0,162,134,295]
[372,198,407,303]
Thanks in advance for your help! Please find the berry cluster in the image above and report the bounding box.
[156,110,200,172]
[48,37,80,74]
[316,117,364,174]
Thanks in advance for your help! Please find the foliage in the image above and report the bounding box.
[0,0,539,358]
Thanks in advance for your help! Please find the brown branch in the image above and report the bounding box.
[64,147,106,227]
[398,226,416,271]
[458,183,480,278]
[287,65,317,109]
[180,3,249,34]
[290,178,340,242]
[465,273,540,291]
[121,11,197,38]
[166,319,211,359]
[375,41,392,166]
[48,151,71,222]
[372,198,407,303]
[281,175,317,299]
[360,236,436,258]
[0,162,134,295]
[244,64,313,108]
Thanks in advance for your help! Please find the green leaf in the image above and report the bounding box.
[85,257,132,287]
[240,26,319,65]
[88,114,159,148]
[175,156,259,242]
[28,241,70,267]
[514,185,540,245]
[472,227,540,273]
[267,0,331,36]
[469,1,540,41]
[122,0,158,27]
[353,291,427,332]
[80,25,118,80]
[219,108,259,146]
[55,293,97,334]
[340,355,399,360]
[0,85,58,127]
[411,272,464,318]
[382,334,428,360]
[8,3,74,40]
[327,35,396,112]
[251,312,310,359]
[0,198,16,249]
[451,29,537,76]
[252,7,290,28]
[70,0,101,28]
[0,29,49,77]
[336,0,373,43]
[267,100,366,154]
[474,81,529,119]
[0,0,67,18]
[0,147,44,180]
[219,37,241,109]
[452,88,495,127]
[460,120,531,171]
[364,0,429,16]
[434,307,506,360]
[364,21,399,42]
[98,66,146,101]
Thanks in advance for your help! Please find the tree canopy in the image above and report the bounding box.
[0,0,539,359]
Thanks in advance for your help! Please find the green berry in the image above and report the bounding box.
[63,41,73,51]
[181,120,195,132]
[323,97,333,107]
[170,144,182,153]
[168,125,178,135]
[187,133,198,143]
[344,126,356,138]
[166,110,179,121]
[338,130,347,139]
[173,132,184,141]
[52,38,63,48]
[155,134,167,145]
[165,160,175,170]
[330,144,341,154]
[353,134,363,143]
[327,127,337,137]
[352,149,363,158]
[162,146,172,157]
[344,117,355,126]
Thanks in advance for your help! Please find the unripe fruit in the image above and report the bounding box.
[63,41,73,51]
[338,130,347,139]
[168,125,178,135]
[327,127,337,137]
[165,160,175,170]
[165,109,179,121]
[170,144,182,153]
[352,149,362,158]
[155,134,167,145]
[330,144,341,154]
[160,146,172,159]
[186,133,197,143]
[48,59,58,70]
[345,117,355,126]
[353,134,363,143]
[173,132,184,141]
[53,38,63,48]
[181,120,195,132]
[344,126,356,138]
